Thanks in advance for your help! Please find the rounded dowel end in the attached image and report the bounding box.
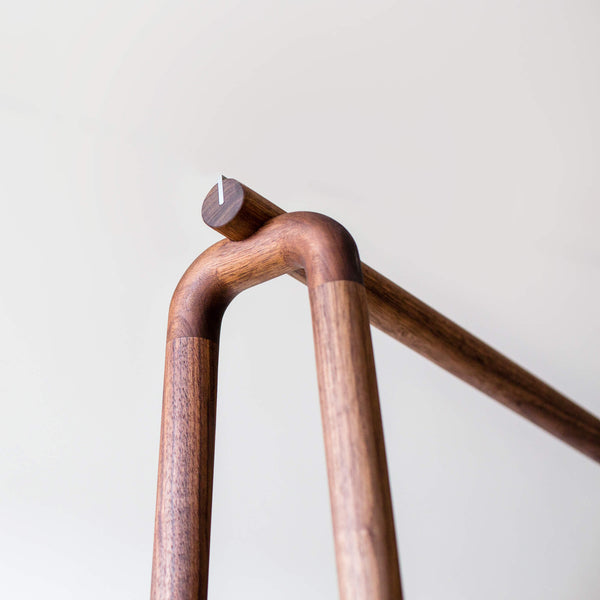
[202,178,285,241]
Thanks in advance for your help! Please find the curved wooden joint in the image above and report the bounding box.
[152,212,402,600]
[166,211,362,342]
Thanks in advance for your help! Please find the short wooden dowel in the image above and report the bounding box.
[202,179,600,464]
[153,211,403,599]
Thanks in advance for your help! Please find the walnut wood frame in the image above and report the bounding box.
[151,212,402,600]
[152,179,600,599]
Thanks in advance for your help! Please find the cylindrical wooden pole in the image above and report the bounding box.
[151,337,218,600]
[202,179,600,465]
[310,280,402,600]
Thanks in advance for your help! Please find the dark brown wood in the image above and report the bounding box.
[152,212,402,599]
[202,179,600,464]
[151,337,218,600]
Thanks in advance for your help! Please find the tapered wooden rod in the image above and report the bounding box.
[202,179,600,464]
[152,212,402,600]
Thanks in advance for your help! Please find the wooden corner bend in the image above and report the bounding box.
[151,212,403,600]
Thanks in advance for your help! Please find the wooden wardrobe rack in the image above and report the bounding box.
[151,178,600,600]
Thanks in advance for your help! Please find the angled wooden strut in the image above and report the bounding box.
[202,178,600,464]
[151,213,403,600]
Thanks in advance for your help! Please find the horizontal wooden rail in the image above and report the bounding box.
[202,178,600,464]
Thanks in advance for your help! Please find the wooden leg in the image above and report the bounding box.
[311,280,402,600]
[151,337,218,600]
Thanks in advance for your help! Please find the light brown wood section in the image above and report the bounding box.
[151,337,218,600]
[202,179,600,464]
[311,280,402,600]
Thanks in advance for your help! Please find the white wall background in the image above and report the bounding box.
[1,1,599,598]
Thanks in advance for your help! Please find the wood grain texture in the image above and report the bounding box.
[202,179,600,464]
[151,337,218,600]
[153,211,402,599]
[201,177,285,241]
[311,280,402,600]
[166,211,362,343]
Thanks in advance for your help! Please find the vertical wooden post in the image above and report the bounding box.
[311,280,402,600]
[151,337,218,600]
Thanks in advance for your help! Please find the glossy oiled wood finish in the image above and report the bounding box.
[202,179,600,464]
[152,212,402,599]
